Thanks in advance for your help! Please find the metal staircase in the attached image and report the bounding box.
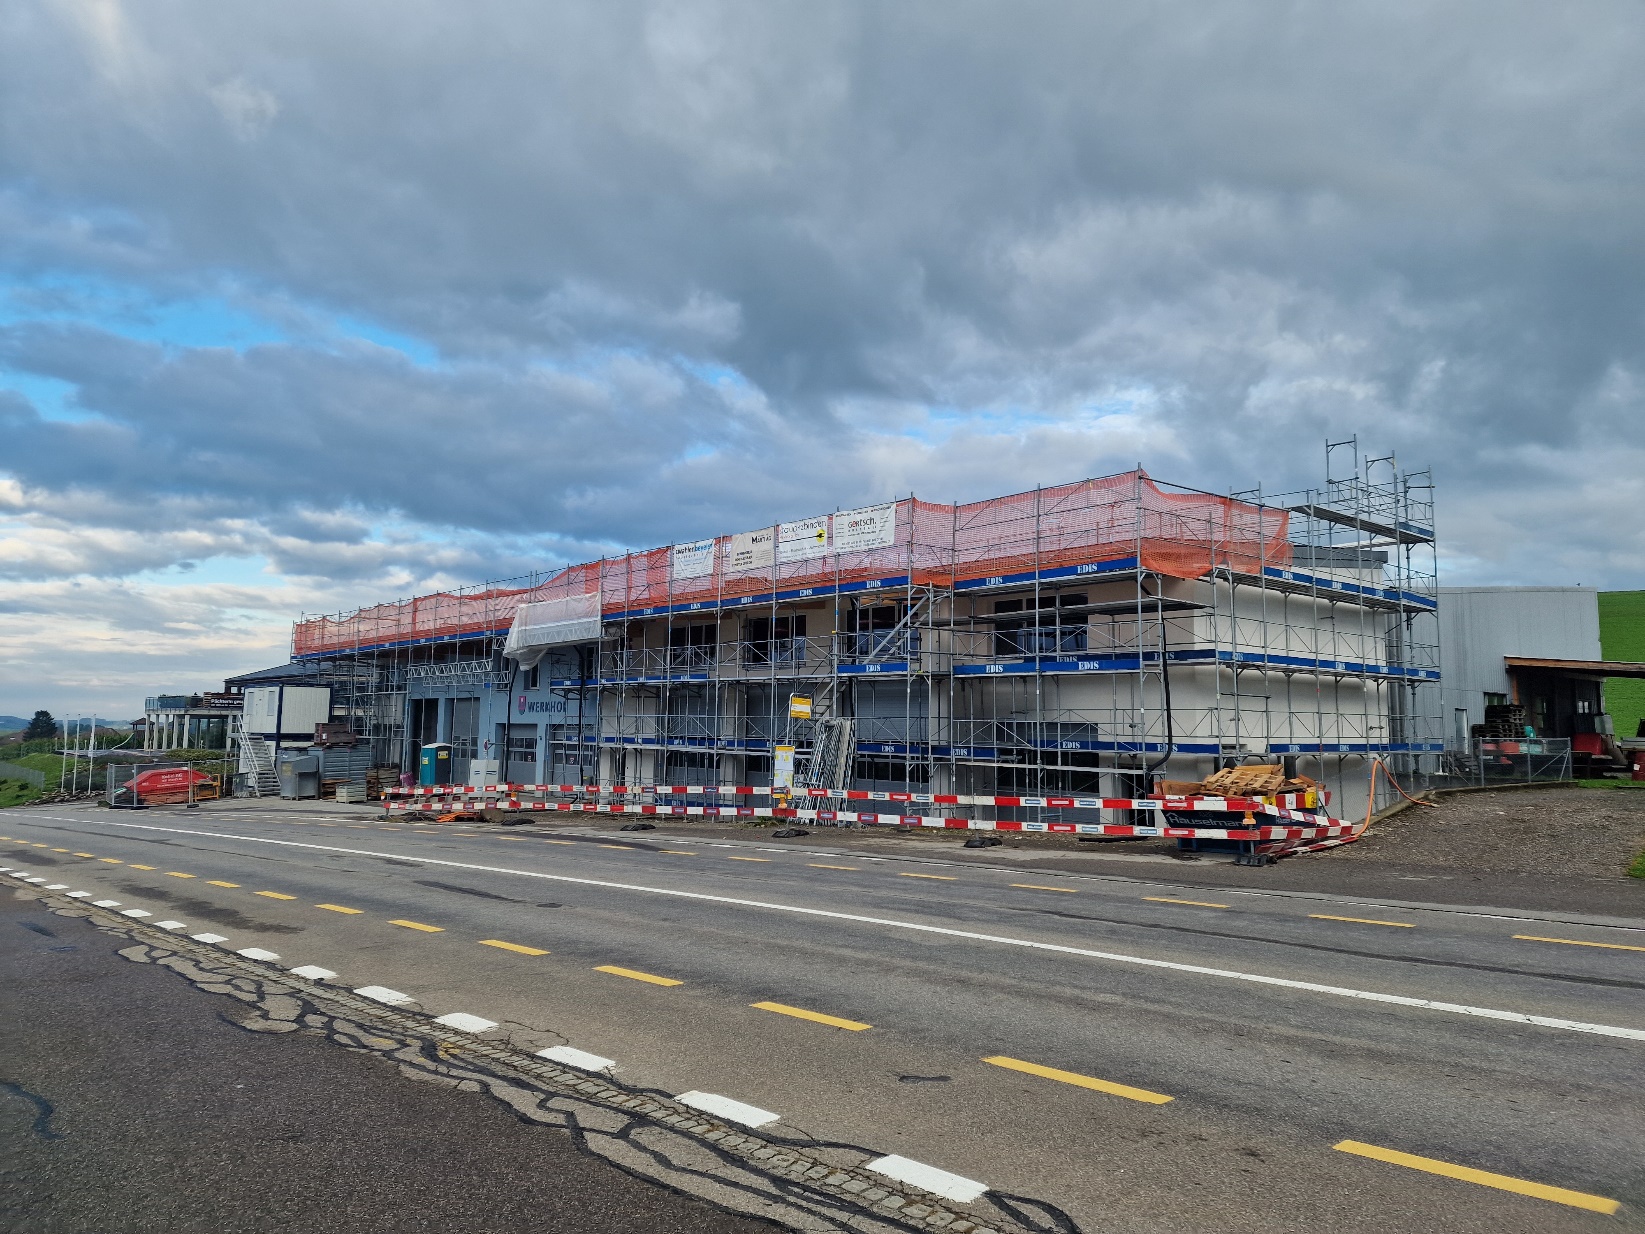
[232,714,279,797]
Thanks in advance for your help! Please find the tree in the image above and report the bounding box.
[24,710,58,740]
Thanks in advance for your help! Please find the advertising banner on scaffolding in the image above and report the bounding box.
[778,515,831,562]
[726,527,776,572]
[833,502,897,553]
[670,538,716,580]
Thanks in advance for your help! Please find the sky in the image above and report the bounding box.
[2,0,1643,721]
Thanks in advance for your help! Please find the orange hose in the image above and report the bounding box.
[1358,758,1438,835]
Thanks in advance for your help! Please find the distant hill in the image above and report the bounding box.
[0,716,29,734]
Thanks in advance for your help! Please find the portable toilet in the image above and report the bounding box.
[419,743,453,786]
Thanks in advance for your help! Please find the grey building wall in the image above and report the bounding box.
[1438,587,1601,746]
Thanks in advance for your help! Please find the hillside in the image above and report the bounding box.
[1600,590,1645,740]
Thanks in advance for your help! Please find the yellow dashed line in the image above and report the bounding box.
[543,839,575,845]
[728,856,770,862]
[752,1001,871,1031]
[984,1056,1174,1104]
[52,848,69,853]
[255,891,297,900]
[1013,883,1078,893]
[207,880,239,888]
[1310,913,1413,928]
[1333,1140,1618,1214]
[661,850,697,855]
[317,904,363,914]
[99,858,123,864]
[899,872,956,880]
[165,872,195,879]
[595,965,682,987]
[810,863,859,870]
[129,864,158,870]
[599,844,634,850]
[389,919,444,932]
[480,939,549,956]
[1144,896,1229,909]
[74,852,95,858]
[1513,934,1645,952]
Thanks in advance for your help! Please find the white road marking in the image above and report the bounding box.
[192,932,229,944]
[24,877,47,884]
[45,884,69,890]
[433,1012,498,1033]
[155,920,188,930]
[675,1091,780,1128]
[288,965,337,981]
[91,898,121,907]
[237,947,281,961]
[536,1045,616,1072]
[56,818,1645,1043]
[65,891,92,899]
[866,1154,989,1203]
[121,909,153,918]
[354,985,414,1006]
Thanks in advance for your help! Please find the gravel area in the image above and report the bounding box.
[1328,785,1645,879]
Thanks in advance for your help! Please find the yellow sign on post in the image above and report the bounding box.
[788,694,812,720]
[773,745,795,789]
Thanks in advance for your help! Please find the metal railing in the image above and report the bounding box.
[0,760,45,788]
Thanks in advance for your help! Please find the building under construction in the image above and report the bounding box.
[290,445,1439,818]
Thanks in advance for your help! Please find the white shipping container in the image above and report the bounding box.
[243,685,333,737]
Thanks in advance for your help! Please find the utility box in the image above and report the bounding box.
[467,758,501,787]
[243,685,332,739]
[277,753,320,799]
[419,743,453,786]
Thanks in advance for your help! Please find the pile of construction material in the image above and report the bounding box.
[1155,765,1320,799]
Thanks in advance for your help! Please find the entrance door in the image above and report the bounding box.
[505,724,539,786]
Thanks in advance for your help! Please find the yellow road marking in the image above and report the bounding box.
[52,848,70,853]
[166,872,195,879]
[661,850,697,855]
[899,872,956,880]
[810,863,859,870]
[389,919,444,932]
[99,858,123,864]
[983,1055,1174,1104]
[207,880,239,888]
[1014,883,1078,893]
[595,965,682,987]
[1144,896,1229,909]
[752,1001,872,1031]
[1333,1140,1618,1214]
[599,844,634,850]
[1310,914,1413,928]
[728,856,770,862]
[317,904,363,914]
[129,864,158,870]
[543,839,575,845]
[1514,934,1645,953]
[255,891,297,900]
[74,852,95,858]
[480,939,549,956]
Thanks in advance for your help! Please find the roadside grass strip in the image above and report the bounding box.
[596,965,682,987]
[1514,934,1645,953]
[389,919,444,932]
[1144,896,1229,909]
[1333,1141,1619,1214]
[61,819,1645,1042]
[479,939,549,955]
[752,1001,872,1031]
[675,1091,780,1129]
[984,1055,1174,1105]
[1310,914,1414,928]
[536,1045,615,1072]
[866,1155,988,1204]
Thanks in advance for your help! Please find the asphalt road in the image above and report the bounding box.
[4,799,1643,1233]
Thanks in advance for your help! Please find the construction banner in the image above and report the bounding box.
[670,538,716,580]
[778,515,830,562]
[726,527,775,572]
[834,501,896,552]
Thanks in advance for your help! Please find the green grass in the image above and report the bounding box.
[0,778,43,808]
[1630,849,1645,879]
[1600,590,1645,741]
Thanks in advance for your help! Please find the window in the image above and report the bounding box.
[743,614,808,664]
[993,594,1087,656]
[668,623,717,668]
[845,605,915,658]
[1484,692,1508,708]
[451,697,480,760]
[524,664,540,689]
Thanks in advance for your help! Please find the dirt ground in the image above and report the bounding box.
[1328,785,1645,879]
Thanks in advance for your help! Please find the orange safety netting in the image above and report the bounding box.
[292,472,1289,656]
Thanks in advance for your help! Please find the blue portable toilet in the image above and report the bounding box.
[419,743,453,786]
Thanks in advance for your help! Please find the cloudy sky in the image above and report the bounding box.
[2,0,1642,719]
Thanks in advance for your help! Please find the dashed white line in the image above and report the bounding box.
[45,883,68,890]
[155,920,188,930]
[192,932,229,944]
[675,1091,780,1128]
[288,965,337,981]
[866,1154,989,1203]
[58,817,1645,1043]
[121,908,153,918]
[536,1045,616,1072]
[237,947,281,961]
[91,899,120,907]
[65,891,92,899]
[433,1012,498,1033]
[354,985,414,1006]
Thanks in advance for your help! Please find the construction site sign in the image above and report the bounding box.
[671,538,716,580]
[778,515,830,562]
[788,694,812,719]
[773,744,795,789]
[727,526,775,572]
[834,501,897,552]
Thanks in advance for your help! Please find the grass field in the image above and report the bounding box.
[1600,590,1645,741]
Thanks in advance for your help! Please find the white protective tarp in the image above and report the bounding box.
[503,592,602,668]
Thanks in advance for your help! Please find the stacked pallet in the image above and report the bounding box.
[1155,765,1320,799]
